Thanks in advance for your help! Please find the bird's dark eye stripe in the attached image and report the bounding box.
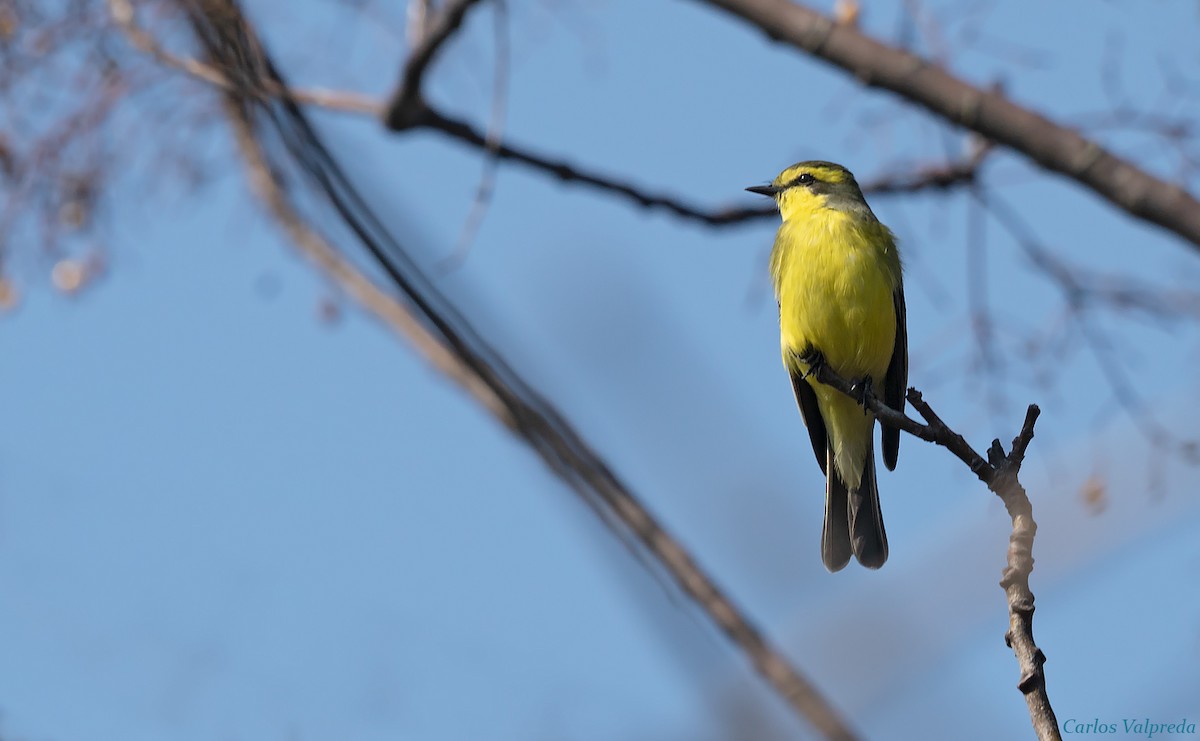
[792,173,817,186]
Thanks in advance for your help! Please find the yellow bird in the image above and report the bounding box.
[747,161,907,571]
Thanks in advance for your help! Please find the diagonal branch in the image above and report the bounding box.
[801,355,1060,741]
[693,0,1200,252]
[167,1,860,738]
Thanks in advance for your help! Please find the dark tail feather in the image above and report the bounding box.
[848,439,888,569]
[821,447,852,572]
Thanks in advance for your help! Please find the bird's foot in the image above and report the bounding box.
[849,375,874,410]
[798,348,827,381]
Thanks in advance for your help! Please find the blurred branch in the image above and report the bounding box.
[108,0,380,114]
[110,0,989,229]
[864,141,991,195]
[406,0,436,48]
[168,1,859,738]
[384,0,483,129]
[694,0,1200,252]
[975,187,1200,462]
[978,189,1200,323]
[377,0,989,223]
[801,354,1059,740]
[440,0,509,270]
[397,102,785,223]
[965,180,1008,422]
[386,95,988,226]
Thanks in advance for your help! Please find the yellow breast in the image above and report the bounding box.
[770,208,900,381]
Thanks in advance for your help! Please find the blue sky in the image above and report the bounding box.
[2,1,1199,739]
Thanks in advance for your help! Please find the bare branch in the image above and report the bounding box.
[172,2,860,737]
[406,0,436,48]
[693,0,1200,252]
[440,0,509,270]
[108,0,381,114]
[383,0,484,129]
[974,187,1200,461]
[965,180,1008,421]
[109,0,988,229]
[801,355,1059,740]
[861,141,991,195]
[992,407,1059,741]
[393,102,988,225]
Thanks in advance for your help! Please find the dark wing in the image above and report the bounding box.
[789,366,828,475]
[881,286,908,471]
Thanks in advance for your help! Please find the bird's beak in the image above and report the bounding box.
[745,184,782,197]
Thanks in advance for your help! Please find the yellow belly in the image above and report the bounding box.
[772,212,898,381]
[771,209,900,488]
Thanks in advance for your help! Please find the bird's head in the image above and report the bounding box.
[746,161,874,222]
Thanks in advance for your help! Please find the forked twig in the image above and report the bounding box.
[802,353,1060,741]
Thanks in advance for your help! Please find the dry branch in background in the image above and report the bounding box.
[384,0,483,129]
[157,1,860,738]
[108,0,989,229]
[99,1,1161,738]
[10,0,1198,738]
[695,0,1200,252]
[379,0,991,224]
[803,354,1059,741]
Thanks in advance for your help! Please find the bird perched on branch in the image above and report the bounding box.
[747,161,907,571]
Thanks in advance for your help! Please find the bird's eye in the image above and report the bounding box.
[795,173,816,186]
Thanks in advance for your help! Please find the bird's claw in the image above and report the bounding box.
[798,348,826,381]
[850,376,874,409]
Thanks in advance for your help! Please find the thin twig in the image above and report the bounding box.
[975,187,1200,461]
[801,356,1059,740]
[107,0,382,114]
[965,180,1008,422]
[440,0,509,270]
